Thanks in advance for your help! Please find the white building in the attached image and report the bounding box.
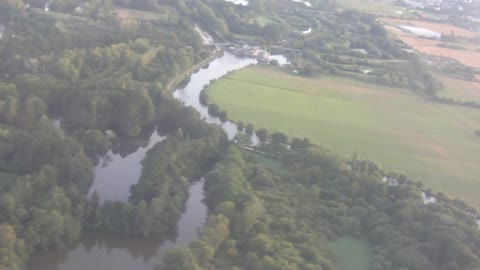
[0,25,4,40]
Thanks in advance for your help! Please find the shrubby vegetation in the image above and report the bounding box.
[162,143,480,270]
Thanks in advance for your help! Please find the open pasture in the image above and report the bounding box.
[207,66,480,207]
[335,0,406,16]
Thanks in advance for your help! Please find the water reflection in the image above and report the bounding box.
[32,52,281,269]
[29,180,207,270]
[88,127,166,202]
[173,52,259,144]
[29,232,162,270]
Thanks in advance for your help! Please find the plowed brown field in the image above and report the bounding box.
[384,20,480,68]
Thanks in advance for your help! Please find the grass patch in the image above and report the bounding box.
[0,171,20,192]
[438,76,480,103]
[335,0,405,16]
[329,237,372,270]
[249,16,273,27]
[115,6,174,21]
[284,15,311,31]
[245,151,284,172]
[206,66,480,208]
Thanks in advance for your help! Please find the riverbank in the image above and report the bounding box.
[27,51,247,270]
[166,50,224,93]
[203,65,480,209]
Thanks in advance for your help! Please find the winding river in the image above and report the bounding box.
[174,52,258,142]
[29,36,480,269]
[29,52,257,270]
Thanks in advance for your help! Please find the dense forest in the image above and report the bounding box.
[0,0,213,268]
[161,144,480,270]
[1,0,479,269]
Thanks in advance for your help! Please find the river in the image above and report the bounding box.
[87,127,166,202]
[29,180,207,270]
[28,30,480,268]
[173,52,258,143]
[29,52,256,270]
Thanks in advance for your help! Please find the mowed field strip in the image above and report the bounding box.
[207,67,480,207]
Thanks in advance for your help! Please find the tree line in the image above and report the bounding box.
[161,141,480,270]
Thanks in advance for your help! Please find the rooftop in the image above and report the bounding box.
[0,25,4,40]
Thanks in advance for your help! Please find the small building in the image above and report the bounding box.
[74,6,83,14]
[0,25,4,40]
[44,2,50,12]
[236,45,271,61]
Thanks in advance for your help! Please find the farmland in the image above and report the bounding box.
[383,19,480,68]
[206,66,480,207]
[383,18,480,38]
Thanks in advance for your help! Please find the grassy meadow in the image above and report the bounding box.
[207,66,480,207]
[115,6,174,21]
[329,237,372,270]
[335,0,405,16]
[438,76,480,103]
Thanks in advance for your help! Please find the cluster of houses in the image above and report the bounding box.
[229,45,271,61]
[401,0,473,12]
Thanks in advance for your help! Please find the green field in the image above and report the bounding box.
[246,151,285,172]
[335,0,441,19]
[438,76,480,103]
[206,66,480,208]
[249,16,274,27]
[0,171,20,191]
[115,6,174,21]
[329,237,372,270]
[335,0,405,16]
